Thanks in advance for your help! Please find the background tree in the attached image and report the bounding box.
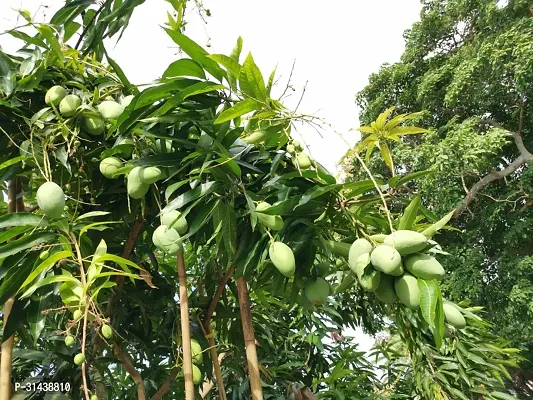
[348,0,533,396]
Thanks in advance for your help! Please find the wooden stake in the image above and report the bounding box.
[0,179,21,400]
[236,276,263,400]
[177,250,194,399]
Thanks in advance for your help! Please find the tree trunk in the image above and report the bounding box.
[0,179,21,400]
[177,251,194,399]
[236,276,263,400]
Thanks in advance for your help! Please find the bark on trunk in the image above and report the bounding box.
[236,276,263,400]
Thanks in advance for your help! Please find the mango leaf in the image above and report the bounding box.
[421,209,455,239]
[28,288,53,345]
[162,58,206,79]
[0,156,25,171]
[0,252,39,305]
[0,213,48,228]
[2,298,31,342]
[387,126,428,136]
[398,195,421,230]
[378,141,394,173]
[295,184,342,209]
[20,274,81,299]
[36,25,64,66]
[434,284,445,349]
[161,181,220,214]
[266,65,277,97]
[213,201,237,255]
[418,278,439,328]
[164,29,225,82]
[239,52,266,101]
[214,98,259,124]
[19,250,74,290]
[389,170,436,188]
[75,211,111,220]
[489,391,519,400]
[0,232,54,260]
[207,54,241,79]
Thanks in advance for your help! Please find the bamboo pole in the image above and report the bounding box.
[236,276,263,400]
[177,250,194,399]
[0,179,21,400]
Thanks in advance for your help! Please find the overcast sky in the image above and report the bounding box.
[1,0,422,351]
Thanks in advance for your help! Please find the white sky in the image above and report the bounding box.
[1,0,421,352]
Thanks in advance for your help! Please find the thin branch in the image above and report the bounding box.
[150,368,180,400]
[112,344,146,400]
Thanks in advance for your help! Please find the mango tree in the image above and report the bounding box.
[0,2,523,400]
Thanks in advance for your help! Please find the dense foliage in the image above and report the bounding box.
[349,0,533,397]
[0,1,527,399]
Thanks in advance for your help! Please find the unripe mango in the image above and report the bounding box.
[268,242,295,277]
[139,166,164,184]
[286,144,296,154]
[127,167,150,199]
[101,324,112,339]
[370,245,404,276]
[121,95,134,108]
[295,152,311,170]
[315,262,331,277]
[443,303,466,329]
[64,335,75,347]
[192,365,202,384]
[256,201,284,231]
[384,230,428,255]
[243,129,269,144]
[292,140,302,150]
[348,238,373,274]
[404,253,445,281]
[370,233,388,243]
[152,225,182,254]
[191,339,203,365]
[116,137,134,158]
[36,182,65,219]
[99,157,123,179]
[394,273,420,309]
[304,277,329,305]
[374,274,398,304]
[161,210,188,235]
[45,85,67,106]
[198,133,214,148]
[74,353,85,365]
[83,116,105,135]
[97,100,124,120]
[73,309,83,321]
[355,257,381,292]
[59,94,81,117]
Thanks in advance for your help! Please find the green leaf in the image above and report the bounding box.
[389,170,436,188]
[20,274,81,299]
[434,285,445,349]
[229,36,243,62]
[239,52,266,101]
[28,288,53,345]
[75,211,111,221]
[379,141,394,173]
[374,107,395,130]
[37,25,64,66]
[214,98,259,124]
[266,65,277,97]
[161,182,220,214]
[213,201,237,255]
[63,21,81,42]
[490,391,519,400]
[0,213,48,229]
[387,126,428,136]
[421,209,455,239]
[19,250,74,290]
[164,29,225,82]
[398,195,421,230]
[0,232,54,260]
[0,252,38,305]
[0,156,25,171]
[418,278,439,328]
[162,58,206,79]
[207,54,241,79]
[103,48,138,95]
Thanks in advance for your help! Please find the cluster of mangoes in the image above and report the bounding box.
[349,230,466,329]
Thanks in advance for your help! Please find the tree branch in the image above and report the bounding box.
[150,368,180,400]
[455,106,532,217]
[112,344,146,400]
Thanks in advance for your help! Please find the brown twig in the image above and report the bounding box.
[112,344,146,400]
[150,368,180,400]
[236,276,263,400]
[177,250,195,399]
